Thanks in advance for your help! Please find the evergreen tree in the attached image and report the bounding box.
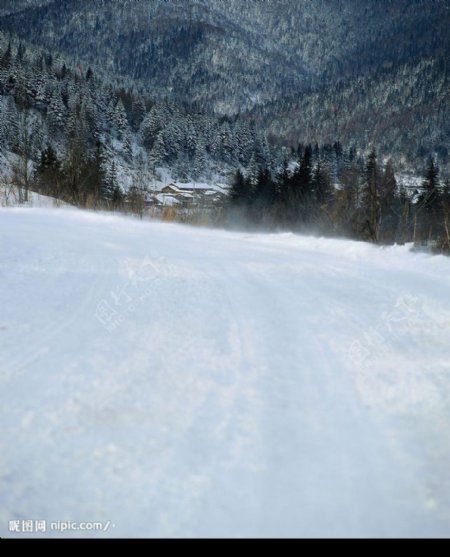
[47,90,66,134]
[140,105,166,150]
[250,168,278,225]
[35,144,61,195]
[83,141,105,207]
[417,157,441,241]
[62,138,89,205]
[361,149,381,242]
[12,109,33,203]
[4,96,20,152]
[229,169,248,207]
[131,97,146,132]
[441,180,450,251]
[395,185,413,244]
[192,137,207,179]
[290,145,313,225]
[149,132,168,172]
[16,43,26,63]
[0,99,7,148]
[123,131,133,162]
[298,145,313,192]
[0,42,12,70]
[112,99,128,140]
[379,159,398,242]
[277,158,291,222]
[220,122,235,164]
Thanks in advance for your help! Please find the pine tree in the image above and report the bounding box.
[16,43,26,64]
[102,160,123,207]
[4,96,20,152]
[12,110,33,203]
[0,100,7,148]
[13,70,32,110]
[220,122,235,164]
[417,157,441,241]
[441,180,450,251]
[35,145,61,195]
[247,154,259,188]
[361,149,381,242]
[290,145,313,225]
[313,162,333,206]
[123,131,133,162]
[229,169,248,206]
[62,138,89,205]
[379,159,398,242]
[83,141,106,207]
[250,168,278,225]
[150,132,168,172]
[140,108,162,150]
[277,158,291,221]
[0,42,12,70]
[235,121,253,165]
[131,97,146,132]
[256,132,272,170]
[84,95,101,141]
[192,137,207,179]
[47,90,66,135]
[112,99,128,140]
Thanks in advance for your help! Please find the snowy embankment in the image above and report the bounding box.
[1,185,70,209]
[0,207,449,538]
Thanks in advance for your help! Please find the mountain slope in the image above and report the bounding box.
[1,207,450,537]
[1,0,448,109]
[0,0,53,17]
[0,0,308,112]
[1,0,448,168]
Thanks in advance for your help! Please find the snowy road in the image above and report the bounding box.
[1,208,450,537]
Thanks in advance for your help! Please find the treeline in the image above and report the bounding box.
[229,145,450,252]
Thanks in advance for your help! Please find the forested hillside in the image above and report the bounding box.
[0,35,273,205]
[0,0,448,169]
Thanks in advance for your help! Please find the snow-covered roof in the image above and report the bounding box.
[162,184,183,193]
[165,182,230,194]
[173,183,197,191]
[155,194,180,206]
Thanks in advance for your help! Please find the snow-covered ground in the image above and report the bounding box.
[1,207,450,538]
[1,186,71,209]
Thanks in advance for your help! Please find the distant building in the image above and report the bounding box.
[153,182,229,207]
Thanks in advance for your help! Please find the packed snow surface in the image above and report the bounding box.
[1,207,450,538]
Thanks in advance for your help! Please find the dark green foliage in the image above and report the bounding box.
[416,157,442,241]
[360,149,381,242]
[229,169,248,207]
[227,147,449,251]
[36,145,60,191]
